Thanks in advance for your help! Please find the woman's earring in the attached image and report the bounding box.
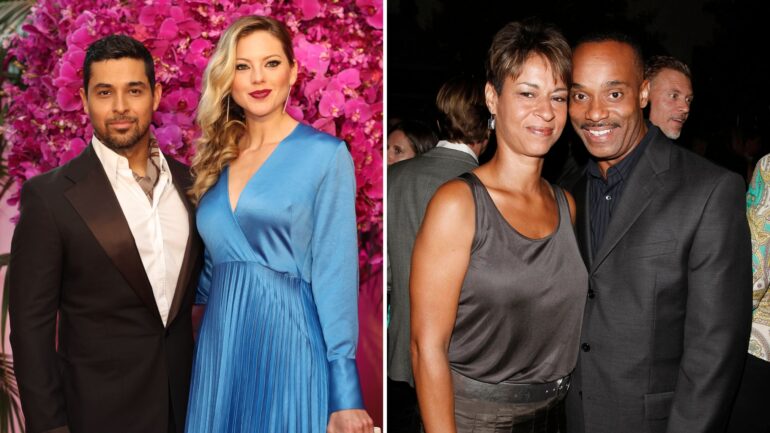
[283,92,290,113]
[488,115,495,130]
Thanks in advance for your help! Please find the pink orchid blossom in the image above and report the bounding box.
[298,0,321,21]
[318,90,345,118]
[2,0,383,282]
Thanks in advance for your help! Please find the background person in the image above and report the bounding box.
[387,119,438,165]
[726,154,770,433]
[644,55,693,140]
[387,74,488,432]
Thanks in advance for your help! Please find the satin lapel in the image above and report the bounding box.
[165,160,200,326]
[590,141,667,273]
[63,146,161,323]
[573,174,592,268]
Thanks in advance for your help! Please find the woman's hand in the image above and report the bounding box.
[327,409,374,433]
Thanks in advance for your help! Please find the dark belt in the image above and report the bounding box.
[452,370,571,404]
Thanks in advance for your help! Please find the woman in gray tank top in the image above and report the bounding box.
[410,20,588,433]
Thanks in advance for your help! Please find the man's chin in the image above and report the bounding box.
[663,128,681,140]
[96,128,147,151]
[104,137,140,151]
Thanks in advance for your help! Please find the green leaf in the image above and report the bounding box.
[1,263,9,354]
[0,354,22,432]
[0,1,32,40]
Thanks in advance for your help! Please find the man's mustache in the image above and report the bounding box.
[579,122,620,129]
[106,116,137,124]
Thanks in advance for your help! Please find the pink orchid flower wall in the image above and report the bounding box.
[1,0,383,424]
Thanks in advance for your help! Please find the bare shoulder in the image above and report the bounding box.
[420,178,475,239]
[429,178,474,215]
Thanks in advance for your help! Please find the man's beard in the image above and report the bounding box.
[94,116,150,152]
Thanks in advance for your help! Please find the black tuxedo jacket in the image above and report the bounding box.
[9,144,203,433]
[565,127,752,433]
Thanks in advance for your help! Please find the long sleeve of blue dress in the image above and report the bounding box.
[195,249,213,304]
[311,143,364,413]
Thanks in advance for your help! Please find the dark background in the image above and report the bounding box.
[387,0,770,183]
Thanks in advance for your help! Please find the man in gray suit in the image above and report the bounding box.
[387,75,488,432]
[565,33,752,433]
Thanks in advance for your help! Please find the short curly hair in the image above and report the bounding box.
[485,19,571,94]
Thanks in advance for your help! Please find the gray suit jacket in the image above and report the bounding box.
[565,127,752,433]
[387,146,478,385]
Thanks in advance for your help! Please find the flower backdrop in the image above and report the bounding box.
[0,0,383,424]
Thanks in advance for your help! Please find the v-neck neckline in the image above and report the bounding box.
[468,172,561,242]
[227,123,301,213]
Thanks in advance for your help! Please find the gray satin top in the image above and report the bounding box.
[448,172,588,384]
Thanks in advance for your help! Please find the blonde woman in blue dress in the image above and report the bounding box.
[185,16,373,433]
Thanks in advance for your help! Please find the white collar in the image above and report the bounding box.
[91,135,170,186]
[435,140,479,163]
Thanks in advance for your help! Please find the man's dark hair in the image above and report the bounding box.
[644,55,692,81]
[575,31,645,77]
[83,35,155,93]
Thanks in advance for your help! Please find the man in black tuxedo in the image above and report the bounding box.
[9,35,201,433]
[565,33,752,433]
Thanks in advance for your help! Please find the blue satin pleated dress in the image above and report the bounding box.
[185,123,364,433]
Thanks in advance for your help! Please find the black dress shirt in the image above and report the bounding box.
[587,126,654,257]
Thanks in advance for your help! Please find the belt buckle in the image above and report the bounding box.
[557,376,570,396]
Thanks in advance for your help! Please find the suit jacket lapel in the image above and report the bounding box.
[590,134,669,273]
[573,174,592,268]
[63,145,162,323]
[165,160,200,326]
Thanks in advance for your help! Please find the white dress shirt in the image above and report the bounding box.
[92,136,189,326]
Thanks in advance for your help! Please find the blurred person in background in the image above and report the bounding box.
[644,55,693,140]
[726,153,770,433]
[387,74,488,432]
[387,119,438,165]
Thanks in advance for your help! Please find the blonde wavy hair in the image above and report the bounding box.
[189,16,295,204]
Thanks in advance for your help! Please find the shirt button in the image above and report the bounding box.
[588,289,595,299]
[605,194,612,201]
[581,343,591,352]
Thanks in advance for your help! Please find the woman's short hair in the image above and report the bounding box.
[486,19,571,93]
[435,75,489,145]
